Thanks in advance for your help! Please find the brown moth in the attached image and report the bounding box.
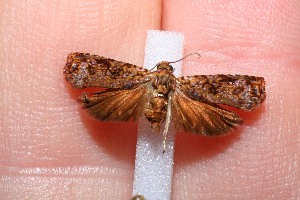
[64,52,266,152]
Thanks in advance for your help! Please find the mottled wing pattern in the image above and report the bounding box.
[64,52,152,89]
[177,75,266,111]
[79,83,151,121]
[171,89,242,135]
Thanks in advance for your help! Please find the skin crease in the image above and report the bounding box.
[0,0,299,199]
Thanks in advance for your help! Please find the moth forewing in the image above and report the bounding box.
[64,52,151,89]
[177,74,266,111]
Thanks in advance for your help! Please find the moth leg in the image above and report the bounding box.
[162,96,172,153]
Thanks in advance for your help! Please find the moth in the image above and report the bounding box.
[64,52,266,152]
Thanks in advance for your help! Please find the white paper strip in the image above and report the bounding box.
[132,30,184,200]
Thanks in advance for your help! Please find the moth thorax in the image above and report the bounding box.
[153,72,175,94]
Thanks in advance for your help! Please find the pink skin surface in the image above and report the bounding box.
[1,0,299,199]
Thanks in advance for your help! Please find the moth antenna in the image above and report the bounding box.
[150,52,201,71]
[168,52,201,64]
[150,63,160,71]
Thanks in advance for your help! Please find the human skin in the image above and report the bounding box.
[0,0,299,199]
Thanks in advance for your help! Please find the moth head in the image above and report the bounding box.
[156,61,174,72]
